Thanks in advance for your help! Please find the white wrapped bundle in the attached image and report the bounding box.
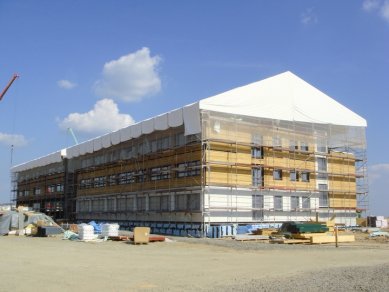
[78,224,95,240]
[101,223,119,237]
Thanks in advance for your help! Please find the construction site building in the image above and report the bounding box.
[11,72,368,236]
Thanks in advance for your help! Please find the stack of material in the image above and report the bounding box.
[375,216,388,228]
[293,232,355,243]
[133,227,150,244]
[280,222,329,234]
[0,209,63,236]
[273,221,355,244]
[252,228,278,236]
[101,223,119,237]
[367,216,388,228]
[78,224,95,240]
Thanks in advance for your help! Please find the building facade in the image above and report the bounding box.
[12,72,368,235]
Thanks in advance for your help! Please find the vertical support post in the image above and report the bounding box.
[335,226,339,248]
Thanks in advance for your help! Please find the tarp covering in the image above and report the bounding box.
[183,102,201,135]
[154,113,169,131]
[11,71,366,172]
[199,71,367,127]
[11,150,63,173]
[0,210,60,236]
[110,130,121,145]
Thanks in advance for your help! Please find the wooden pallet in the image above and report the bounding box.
[292,233,330,239]
[233,235,270,241]
[270,238,311,244]
[129,235,166,243]
[108,236,130,241]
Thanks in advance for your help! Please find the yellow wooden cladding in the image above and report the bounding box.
[329,198,357,208]
[204,140,358,204]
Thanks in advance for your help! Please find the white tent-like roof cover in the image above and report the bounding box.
[12,71,366,172]
[199,71,366,127]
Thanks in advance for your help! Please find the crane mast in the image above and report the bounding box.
[67,127,79,145]
[0,73,19,101]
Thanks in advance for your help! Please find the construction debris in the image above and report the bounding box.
[369,231,389,238]
[0,208,63,236]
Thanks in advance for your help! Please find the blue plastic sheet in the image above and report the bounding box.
[88,221,102,234]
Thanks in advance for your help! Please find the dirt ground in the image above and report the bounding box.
[1,234,389,292]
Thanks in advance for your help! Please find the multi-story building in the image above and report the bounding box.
[11,72,368,235]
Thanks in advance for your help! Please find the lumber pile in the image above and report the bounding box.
[309,234,355,244]
[280,221,329,234]
[270,238,310,244]
[233,235,269,241]
[273,221,355,245]
[252,228,278,236]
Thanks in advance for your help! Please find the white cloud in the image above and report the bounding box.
[301,8,318,25]
[58,98,135,135]
[94,47,162,102]
[380,1,389,22]
[362,0,389,23]
[57,79,77,89]
[0,132,27,147]
[362,0,380,11]
[369,163,389,183]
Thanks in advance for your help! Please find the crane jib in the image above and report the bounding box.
[0,74,19,101]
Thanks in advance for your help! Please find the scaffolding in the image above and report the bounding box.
[201,110,368,226]
[11,108,367,230]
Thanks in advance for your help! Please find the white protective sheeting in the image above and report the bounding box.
[120,126,132,142]
[12,71,366,171]
[168,108,184,127]
[154,113,169,131]
[93,137,103,152]
[110,130,121,145]
[11,150,63,173]
[66,145,79,159]
[86,140,94,153]
[61,149,67,158]
[131,123,143,138]
[183,102,201,135]
[199,71,367,127]
[141,118,154,134]
[101,134,111,148]
[79,142,87,155]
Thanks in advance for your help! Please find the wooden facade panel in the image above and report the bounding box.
[329,198,356,208]
[207,150,252,165]
[206,167,251,186]
[208,141,251,152]
[330,180,356,192]
[328,162,355,174]
[263,155,315,171]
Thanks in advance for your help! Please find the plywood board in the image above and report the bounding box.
[310,234,355,244]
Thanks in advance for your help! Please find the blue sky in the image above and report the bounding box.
[0,1,388,215]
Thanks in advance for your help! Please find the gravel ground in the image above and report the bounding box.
[172,235,389,292]
[173,235,389,251]
[213,263,389,292]
[1,233,388,291]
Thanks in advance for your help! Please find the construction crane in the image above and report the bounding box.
[67,127,79,145]
[0,73,19,101]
